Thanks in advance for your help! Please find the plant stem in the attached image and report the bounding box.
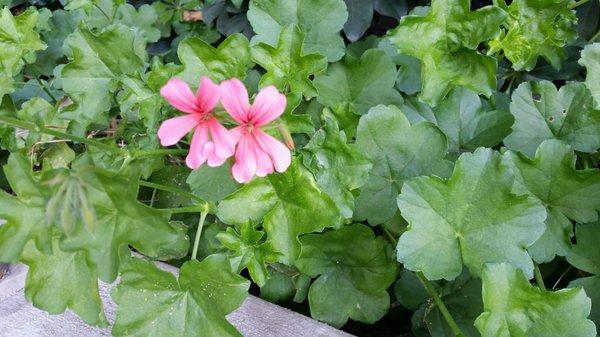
[568,0,589,9]
[191,211,207,260]
[382,228,398,245]
[416,271,465,337]
[138,180,208,206]
[552,265,573,289]
[0,115,124,155]
[590,30,600,43]
[534,263,546,291]
[149,188,158,207]
[134,148,188,158]
[22,58,58,103]
[165,205,204,214]
[93,3,111,20]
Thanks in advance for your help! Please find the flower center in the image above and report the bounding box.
[245,123,255,133]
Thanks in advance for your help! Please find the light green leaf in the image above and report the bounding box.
[117,75,163,129]
[217,159,341,264]
[569,276,600,327]
[566,222,600,275]
[504,81,600,157]
[247,0,348,61]
[112,256,249,337]
[387,0,505,106]
[580,43,600,109]
[177,33,250,84]
[475,263,596,337]
[116,4,161,43]
[354,105,453,225]
[302,117,372,219]
[0,7,46,78]
[313,49,402,115]
[489,0,577,71]
[0,154,50,262]
[503,140,600,262]
[21,235,107,326]
[217,222,281,287]
[61,24,147,124]
[187,162,240,203]
[296,224,398,327]
[251,24,327,98]
[397,148,546,280]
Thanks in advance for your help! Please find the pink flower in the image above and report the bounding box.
[158,77,235,169]
[220,79,291,183]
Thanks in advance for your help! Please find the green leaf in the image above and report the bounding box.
[313,49,402,115]
[343,0,374,42]
[475,263,596,337]
[569,276,600,327]
[504,81,600,157]
[296,224,398,327]
[35,9,83,76]
[430,88,514,155]
[489,0,577,71]
[187,163,240,203]
[503,140,600,263]
[0,154,50,262]
[387,0,505,106]
[61,24,147,124]
[580,43,600,109]
[21,235,107,326]
[251,24,327,98]
[217,159,341,264]
[58,167,190,282]
[247,0,348,62]
[302,117,372,219]
[117,75,164,129]
[177,33,250,84]
[112,256,249,337]
[0,7,46,78]
[397,148,546,280]
[566,222,600,275]
[116,4,161,43]
[217,222,281,287]
[354,105,453,225]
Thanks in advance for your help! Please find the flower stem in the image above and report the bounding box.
[568,0,589,9]
[191,211,208,260]
[0,115,124,155]
[534,263,546,291]
[138,180,208,206]
[416,271,466,337]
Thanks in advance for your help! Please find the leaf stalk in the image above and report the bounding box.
[416,271,466,337]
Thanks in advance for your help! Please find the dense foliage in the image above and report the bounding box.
[0,0,599,336]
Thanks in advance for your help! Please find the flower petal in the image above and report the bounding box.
[202,142,228,167]
[186,124,209,169]
[205,118,235,158]
[157,115,199,146]
[160,78,202,114]
[249,86,287,126]
[220,78,250,124]
[196,76,220,113]
[254,129,291,173]
[231,135,257,183]
[247,133,273,177]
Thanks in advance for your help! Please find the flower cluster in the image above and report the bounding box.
[157,77,291,183]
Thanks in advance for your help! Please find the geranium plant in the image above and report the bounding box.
[0,0,599,336]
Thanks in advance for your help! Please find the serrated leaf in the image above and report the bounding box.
[187,162,240,203]
[569,276,600,327]
[504,81,600,157]
[566,222,600,275]
[302,117,372,219]
[296,224,398,327]
[387,0,505,106]
[177,33,250,84]
[0,7,46,78]
[314,49,402,115]
[580,43,600,109]
[21,235,107,326]
[489,0,577,71]
[247,0,348,62]
[475,263,596,337]
[397,148,546,280]
[61,24,147,125]
[217,159,341,264]
[217,222,280,287]
[354,105,453,225]
[503,140,600,262]
[251,24,327,98]
[343,0,374,42]
[116,4,161,43]
[112,256,249,337]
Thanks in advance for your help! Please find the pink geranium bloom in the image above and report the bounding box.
[158,77,235,169]
[220,79,291,183]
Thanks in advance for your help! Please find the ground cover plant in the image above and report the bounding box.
[0,0,599,336]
